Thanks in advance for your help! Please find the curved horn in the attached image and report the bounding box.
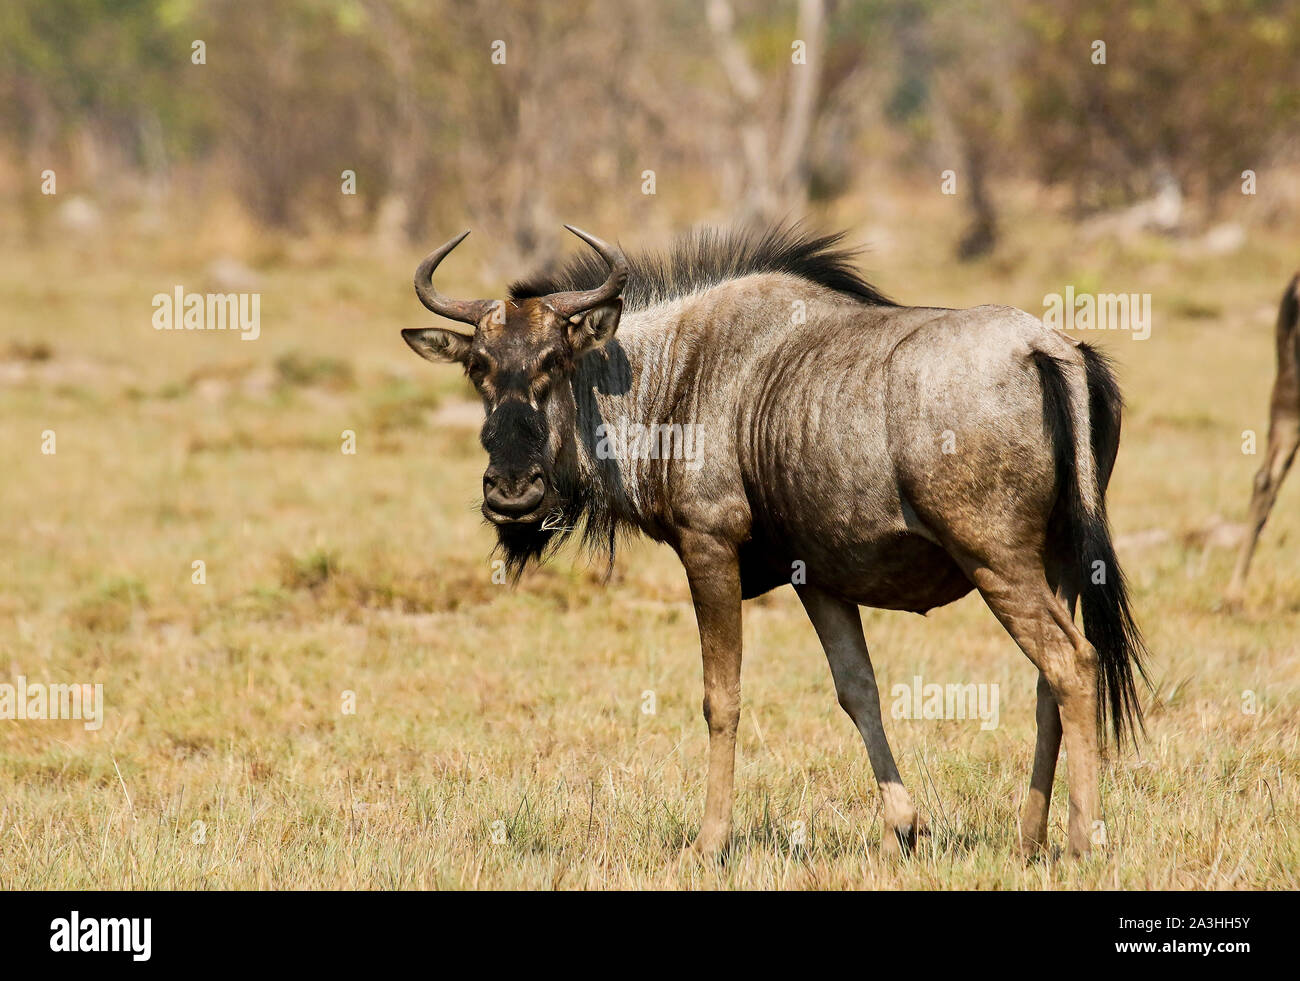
[546,225,630,317]
[413,230,495,326]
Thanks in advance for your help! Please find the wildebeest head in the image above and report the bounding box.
[402,226,627,560]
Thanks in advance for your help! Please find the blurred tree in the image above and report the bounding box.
[869,0,1020,259]
[1014,0,1300,215]
[3,0,1297,244]
[707,0,838,223]
[0,0,206,183]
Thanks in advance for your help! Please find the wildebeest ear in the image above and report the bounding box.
[567,298,622,356]
[402,327,473,364]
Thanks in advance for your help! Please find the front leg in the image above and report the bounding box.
[677,530,743,857]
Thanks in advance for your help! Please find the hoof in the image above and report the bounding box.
[683,828,731,863]
[1018,819,1049,861]
[1018,835,1049,862]
[883,812,926,856]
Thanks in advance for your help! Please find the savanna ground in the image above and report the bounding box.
[1,183,1297,890]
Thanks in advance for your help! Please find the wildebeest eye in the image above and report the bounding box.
[467,358,488,384]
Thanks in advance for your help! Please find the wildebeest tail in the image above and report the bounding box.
[1033,345,1149,749]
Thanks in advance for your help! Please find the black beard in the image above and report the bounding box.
[493,463,585,578]
[494,518,562,579]
[490,460,618,581]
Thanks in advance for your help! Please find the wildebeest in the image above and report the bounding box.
[402,224,1147,859]
[1228,272,1300,599]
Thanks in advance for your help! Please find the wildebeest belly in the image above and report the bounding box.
[738,529,973,612]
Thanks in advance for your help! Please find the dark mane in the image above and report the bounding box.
[509,223,896,310]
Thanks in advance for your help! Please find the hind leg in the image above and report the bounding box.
[1021,575,1082,855]
[1021,671,1062,856]
[797,585,921,855]
[959,560,1101,857]
[1229,413,1299,598]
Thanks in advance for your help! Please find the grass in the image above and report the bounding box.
[0,184,1297,889]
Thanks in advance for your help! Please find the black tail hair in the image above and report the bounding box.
[1033,347,1149,749]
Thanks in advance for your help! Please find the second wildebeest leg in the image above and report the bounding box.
[677,530,744,857]
[1229,414,1300,598]
[797,585,921,854]
[1229,272,1300,600]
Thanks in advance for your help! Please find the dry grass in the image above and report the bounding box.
[1,185,1297,889]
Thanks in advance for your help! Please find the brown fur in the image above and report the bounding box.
[404,225,1148,859]
[1229,273,1300,598]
